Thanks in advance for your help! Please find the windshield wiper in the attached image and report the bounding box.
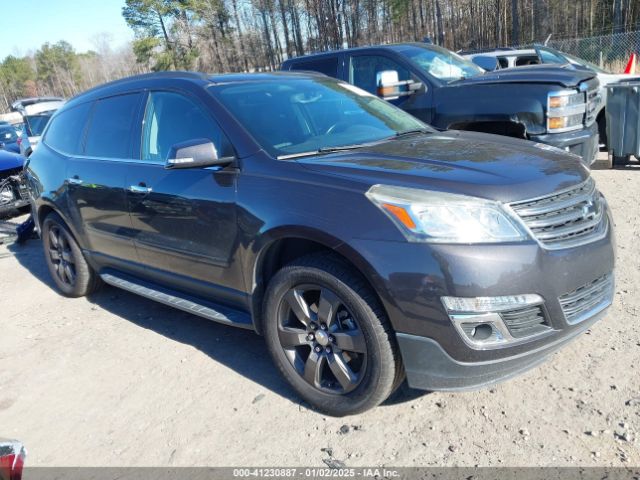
[317,143,370,153]
[392,128,432,139]
[277,141,378,160]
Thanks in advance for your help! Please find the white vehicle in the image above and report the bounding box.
[11,97,65,156]
[466,45,640,147]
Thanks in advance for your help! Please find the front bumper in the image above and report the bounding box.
[345,208,615,391]
[397,305,608,391]
[530,122,599,165]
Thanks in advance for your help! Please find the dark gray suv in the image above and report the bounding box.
[26,71,615,416]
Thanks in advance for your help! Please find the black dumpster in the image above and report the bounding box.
[606,81,640,167]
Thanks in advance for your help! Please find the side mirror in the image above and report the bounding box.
[376,70,422,100]
[165,138,233,170]
[471,56,499,71]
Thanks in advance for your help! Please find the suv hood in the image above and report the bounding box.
[455,65,596,88]
[297,131,589,203]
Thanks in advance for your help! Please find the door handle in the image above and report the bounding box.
[67,176,83,185]
[128,184,152,194]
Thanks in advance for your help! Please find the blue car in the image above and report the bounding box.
[0,124,21,154]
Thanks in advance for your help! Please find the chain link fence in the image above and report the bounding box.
[547,31,640,73]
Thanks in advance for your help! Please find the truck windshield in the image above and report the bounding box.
[210,77,430,158]
[400,44,484,82]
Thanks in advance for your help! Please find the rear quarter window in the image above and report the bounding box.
[43,102,92,155]
[289,57,339,78]
[84,93,142,159]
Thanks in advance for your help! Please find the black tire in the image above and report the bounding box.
[42,212,102,297]
[263,253,403,416]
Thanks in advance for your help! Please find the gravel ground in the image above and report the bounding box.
[0,155,638,467]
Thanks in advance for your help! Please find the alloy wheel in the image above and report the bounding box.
[277,284,367,394]
[47,226,77,286]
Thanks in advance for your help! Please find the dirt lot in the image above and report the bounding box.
[0,156,639,467]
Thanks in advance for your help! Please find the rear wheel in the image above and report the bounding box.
[263,253,403,416]
[42,212,102,297]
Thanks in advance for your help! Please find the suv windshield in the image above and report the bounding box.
[210,77,429,157]
[536,46,611,74]
[24,113,53,137]
[0,126,18,143]
[400,44,484,82]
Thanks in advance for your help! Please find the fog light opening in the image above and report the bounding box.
[470,323,493,341]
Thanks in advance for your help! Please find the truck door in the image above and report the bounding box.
[346,52,434,124]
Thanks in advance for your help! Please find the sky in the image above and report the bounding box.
[0,0,134,59]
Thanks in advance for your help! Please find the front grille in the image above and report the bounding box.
[510,177,607,249]
[585,87,601,127]
[581,79,601,127]
[500,305,550,338]
[559,273,614,324]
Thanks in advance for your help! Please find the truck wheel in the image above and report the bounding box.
[42,212,102,297]
[263,253,403,416]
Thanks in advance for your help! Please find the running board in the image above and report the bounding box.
[100,272,253,329]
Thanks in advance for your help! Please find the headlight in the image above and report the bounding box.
[366,185,529,243]
[547,90,586,133]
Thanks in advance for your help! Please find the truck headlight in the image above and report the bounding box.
[366,185,529,243]
[547,90,586,133]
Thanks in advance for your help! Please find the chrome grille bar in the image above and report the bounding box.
[559,274,614,324]
[509,177,608,249]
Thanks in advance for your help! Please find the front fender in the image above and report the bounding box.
[433,83,548,136]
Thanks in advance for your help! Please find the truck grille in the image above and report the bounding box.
[559,273,614,324]
[500,305,550,338]
[583,79,601,127]
[509,177,607,249]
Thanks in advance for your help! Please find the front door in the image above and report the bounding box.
[347,53,433,123]
[126,90,243,304]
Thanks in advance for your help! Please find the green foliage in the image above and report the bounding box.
[123,0,176,38]
[0,56,35,98]
[34,41,82,97]
[133,37,161,65]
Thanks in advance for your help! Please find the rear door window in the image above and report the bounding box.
[84,93,142,159]
[43,102,92,155]
[515,55,541,66]
[289,57,339,78]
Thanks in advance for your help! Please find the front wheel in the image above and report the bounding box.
[263,253,403,416]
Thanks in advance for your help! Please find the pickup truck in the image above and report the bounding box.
[466,44,639,148]
[282,43,602,165]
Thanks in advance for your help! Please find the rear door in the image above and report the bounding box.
[65,92,144,265]
[125,89,243,304]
